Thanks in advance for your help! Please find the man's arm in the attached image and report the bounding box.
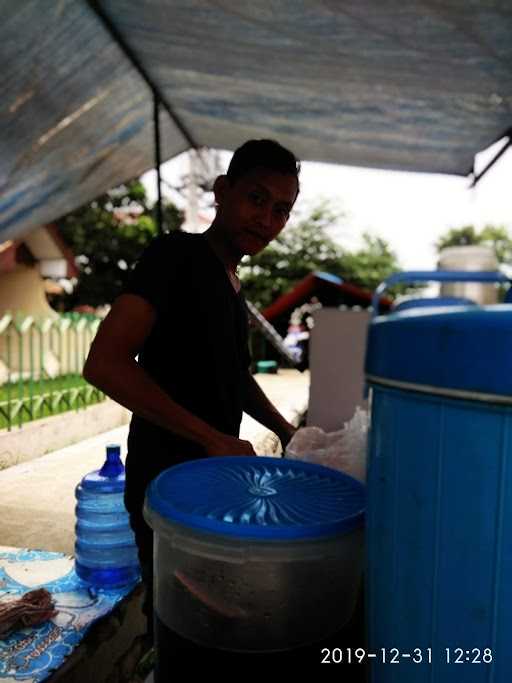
[83,294,256,456]
[243,371,297,450]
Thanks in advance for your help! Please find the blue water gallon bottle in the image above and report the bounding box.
[74,443,140,588]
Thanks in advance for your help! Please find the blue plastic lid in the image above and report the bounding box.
[146,457,365,540]
[365,305,512,399]
[80,444,125,494]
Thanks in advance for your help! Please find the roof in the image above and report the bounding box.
[2,1,511,242]
[0,225,78,278]
[261,271,392,321]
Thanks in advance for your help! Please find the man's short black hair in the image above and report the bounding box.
[226,139,301,190]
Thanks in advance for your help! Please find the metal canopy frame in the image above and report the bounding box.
[470,128,512,188]
[86,0,202,235]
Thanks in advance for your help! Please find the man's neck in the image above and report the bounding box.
[204,223,241,275]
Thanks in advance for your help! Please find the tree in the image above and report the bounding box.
[436,225,480,250]
[339,233,401,293]
[55,179,184,310]
[239,202,401,308]
[239,202,345,309]
[479,225,512,264]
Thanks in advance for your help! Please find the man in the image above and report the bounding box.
[83,139,301,634]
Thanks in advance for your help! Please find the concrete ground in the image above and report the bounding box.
[0,369,309,555]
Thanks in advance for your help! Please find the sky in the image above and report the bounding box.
[142,140,512,271]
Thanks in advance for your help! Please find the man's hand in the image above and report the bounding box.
[243,373,298,453]
[204,434,257,457]
[277,422,297,450]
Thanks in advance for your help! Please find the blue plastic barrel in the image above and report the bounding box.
[371,269,510,317]
[392,295,475,312]
[365,304,512,681]
[74,444,140,588]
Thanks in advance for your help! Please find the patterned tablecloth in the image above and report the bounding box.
[0,547,138,682]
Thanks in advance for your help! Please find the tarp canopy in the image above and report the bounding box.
[2,0,511,241]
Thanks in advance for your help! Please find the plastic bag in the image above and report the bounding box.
[285,407,369,482]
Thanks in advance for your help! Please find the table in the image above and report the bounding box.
[0,547,142,683]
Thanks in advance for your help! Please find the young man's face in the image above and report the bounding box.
[214,167,298,257]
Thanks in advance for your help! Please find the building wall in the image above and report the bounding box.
[307,308,370,431]
[0,264,57,318]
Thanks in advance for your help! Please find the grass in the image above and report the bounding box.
[0,374,105,430]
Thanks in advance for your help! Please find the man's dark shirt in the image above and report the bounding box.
[122,231,250,511]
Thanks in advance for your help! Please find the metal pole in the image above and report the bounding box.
[86,0,197,150]
[153,94,164,235]
[470,129,512,188]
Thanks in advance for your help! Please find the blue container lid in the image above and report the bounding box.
[365,305,512,399]
[146,457,365,541]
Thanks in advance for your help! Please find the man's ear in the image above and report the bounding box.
[213,175,229,206]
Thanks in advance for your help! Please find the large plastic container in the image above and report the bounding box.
[74,444,140,588]
[438,245,499,304]
[365,304,512,682]
[144,456,365,658]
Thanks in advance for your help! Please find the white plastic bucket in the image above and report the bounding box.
[438,245,499,304]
